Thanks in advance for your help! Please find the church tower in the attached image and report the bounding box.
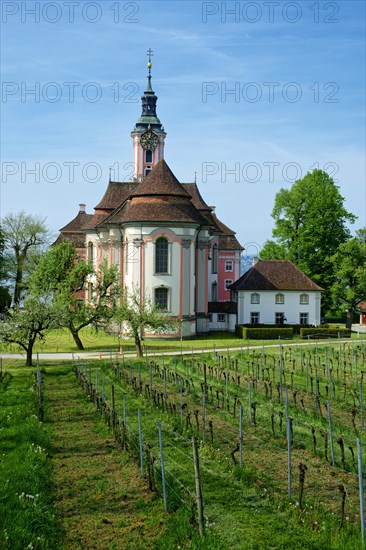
[131,49,166,181]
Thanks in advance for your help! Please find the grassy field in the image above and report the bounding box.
[2,338,365,548]
[1,326,362,357]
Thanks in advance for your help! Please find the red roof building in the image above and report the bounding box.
[56,54,243,336]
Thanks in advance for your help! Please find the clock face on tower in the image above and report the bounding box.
[140,130,158,151]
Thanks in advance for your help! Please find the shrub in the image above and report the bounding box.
[235,326,293,340]
[300,327,351,339]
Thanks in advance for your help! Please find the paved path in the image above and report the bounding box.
[1,338,360,362]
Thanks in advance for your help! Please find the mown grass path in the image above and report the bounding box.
[45,366,166,550]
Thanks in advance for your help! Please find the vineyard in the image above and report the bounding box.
[72,339,365,548]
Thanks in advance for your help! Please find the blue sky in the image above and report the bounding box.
[1,0,365,255]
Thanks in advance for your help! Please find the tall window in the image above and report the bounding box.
[211,244,218,274]
[251,292,260,304]
[251,312,260,325]
[300,312,309,325]
[275,312,286,324]
[155,287,168,310]
[211,282,217,301]
[225,260,233,272]
[300,293,309,304]
[155,237,169,273]
[87,242,94,265]
[145,150,152,163]
[275,293,285,304]
[145,168,151,177]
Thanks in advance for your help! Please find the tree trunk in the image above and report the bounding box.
[26,346,33,366]
[14,256,24,305]
[346,309,354,329]
[70,326,85,350]
[134,332,143,358]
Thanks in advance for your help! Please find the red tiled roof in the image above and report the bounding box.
[219,234,244,251]
[59,210,92,232]
[98,196,204,226]
[94,181,137,211]
[231,260,323,291]
[130,160,191,198]
[182,183,211,211]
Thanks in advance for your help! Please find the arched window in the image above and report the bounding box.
[155,237,169,273]
[155,287,168,310]
[275,293,285,304]
[251,292,260,304]
[146,150,152,163]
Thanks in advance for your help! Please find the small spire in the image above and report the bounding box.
[109,167,112,182]
[145,48,154,93]
[194,171,197,184]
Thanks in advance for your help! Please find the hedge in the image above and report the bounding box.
[240,323,310,335]
[300,327,351,339]
[235,325,293,340]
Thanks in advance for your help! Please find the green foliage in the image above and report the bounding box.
[300,327,351,339]
[261,170,356,310]
[239,323,307,335]
[1,211,52,304]
[0,371,60,549]
[29,242,119,350]
[331,228,366,327]
[0,298,65,365]
[235,325,293,339]
[114,286,178,357]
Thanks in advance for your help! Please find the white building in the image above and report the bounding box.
[231,260,323,326]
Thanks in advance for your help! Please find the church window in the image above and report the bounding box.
[145,168,151,177]
[146,150,152,163]
[155,287,168,310]
[155,237,169,274]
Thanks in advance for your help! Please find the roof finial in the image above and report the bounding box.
[146,48,154,93]
[109,167,112,182]
[194,171,197,184]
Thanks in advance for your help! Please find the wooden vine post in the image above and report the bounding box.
[192,436,204,536]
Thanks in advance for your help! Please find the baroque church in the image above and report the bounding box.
[55,54,243,337]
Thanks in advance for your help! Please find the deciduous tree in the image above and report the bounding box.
[114,287,177,357]
[0,297,65,366]
[331,229,366,328]
[260,169,356,310]
[30,241,119,350]
[1,212,52,304]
